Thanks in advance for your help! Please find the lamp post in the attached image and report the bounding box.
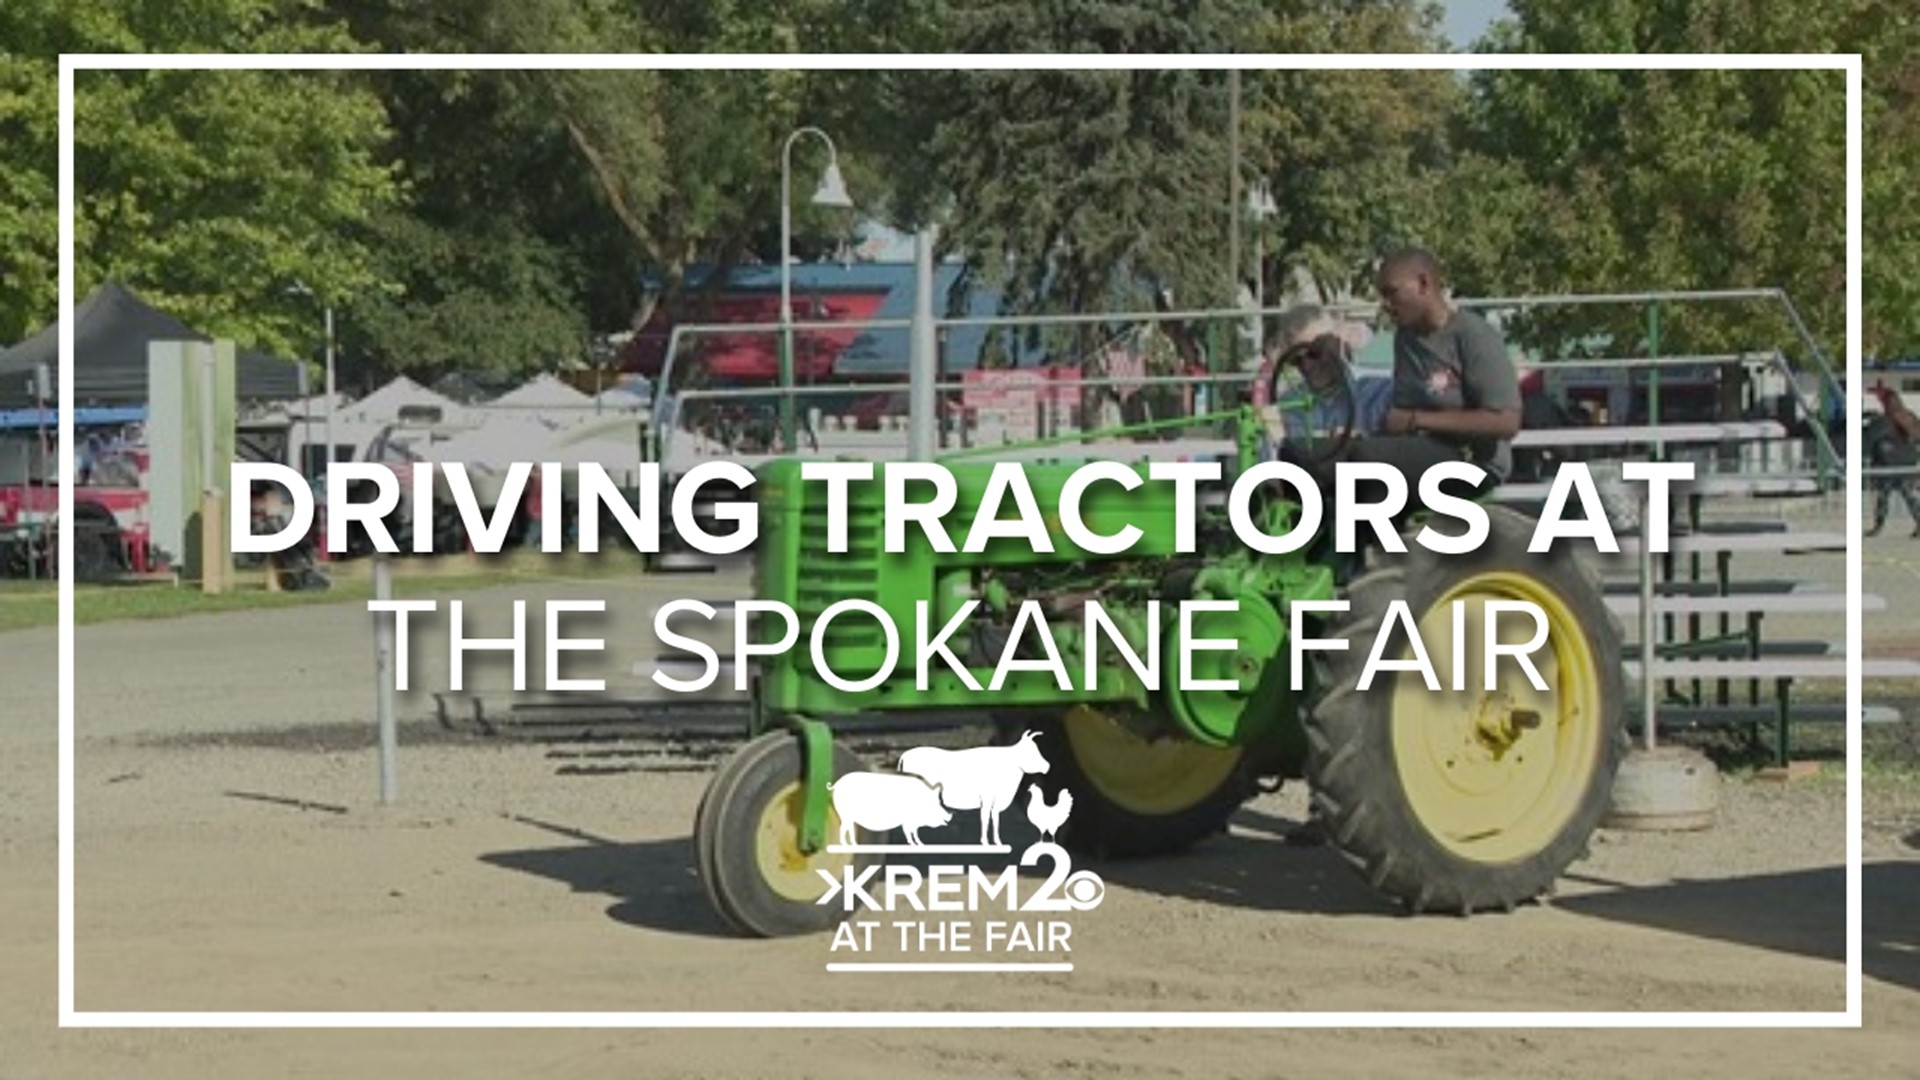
[1247,180,1278,313]
[780,126,853,452]
[290,280,336,478]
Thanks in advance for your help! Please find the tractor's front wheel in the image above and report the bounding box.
[1018,705,1258,858]
[1303,505,1627,914]
[695,729,882,937]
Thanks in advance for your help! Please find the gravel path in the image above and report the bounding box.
[0,559,1914,1077]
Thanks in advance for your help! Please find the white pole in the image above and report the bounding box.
[909,225,939,460]
[296,363,311,474]
[198,345,224,594]
[780,134,795,453]
[1254,230,1264,313]
[374,553,397,803]
[323,305,337,473]
[1640,487,1659,751]
[199,346,216,491]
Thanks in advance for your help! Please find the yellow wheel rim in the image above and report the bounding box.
[754,780,853,903]
[1062,705,1245,817]
[1389,571,1603,865]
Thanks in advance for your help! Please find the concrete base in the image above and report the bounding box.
[1605,746,1720,831]
[1758,760,1822,783]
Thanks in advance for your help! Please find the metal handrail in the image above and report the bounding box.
[1531,353,1764,372]
[650,288,1846,477]
[666,369,1257,406]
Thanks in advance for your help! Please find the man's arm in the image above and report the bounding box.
[1389,404,1520,439]
[1385,317,1521,438]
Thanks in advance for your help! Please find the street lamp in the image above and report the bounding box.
[288,280,335,479]
[781,126,853,452]
[1247,180,1278,312]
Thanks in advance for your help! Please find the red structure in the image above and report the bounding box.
[620,270,897,383]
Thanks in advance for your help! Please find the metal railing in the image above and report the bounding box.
[645,288,1847,482]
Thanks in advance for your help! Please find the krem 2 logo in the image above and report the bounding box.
[815,732,1106,970]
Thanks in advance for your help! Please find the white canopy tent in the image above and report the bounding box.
[344,375,462,424]
[591,386,650,411]
[486,373,595,410]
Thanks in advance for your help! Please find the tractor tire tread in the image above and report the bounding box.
[1301,503,1628,916]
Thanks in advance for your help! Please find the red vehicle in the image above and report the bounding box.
[0,416,156,581]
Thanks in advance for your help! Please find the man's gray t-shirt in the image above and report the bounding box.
[1391,308,1520,480]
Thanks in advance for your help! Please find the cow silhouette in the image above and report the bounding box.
[897,730,1051,847]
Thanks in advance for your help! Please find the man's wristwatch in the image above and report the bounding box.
[1407,410,1423,434]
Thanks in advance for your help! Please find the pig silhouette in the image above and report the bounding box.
[827,772,952,846]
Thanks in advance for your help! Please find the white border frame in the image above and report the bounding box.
[58,52,1864,1029]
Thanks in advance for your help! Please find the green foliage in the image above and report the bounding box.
[330,69,633,377]
[77,67,399,361]
[1238,3,1457,301]
[882,0,1468,365]
[1448,4,1849,361]
[1470,0,1913,358]
[1,0,399,363]
[0,0,1901,382]
[0,56,57,343]
[900,0,1261,336]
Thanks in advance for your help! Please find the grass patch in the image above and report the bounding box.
[0,555,656,633]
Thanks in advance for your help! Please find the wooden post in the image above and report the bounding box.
[199,492,225,594]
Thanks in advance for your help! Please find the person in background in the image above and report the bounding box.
[1866,385,1920,537]
[1252,304,1390,450]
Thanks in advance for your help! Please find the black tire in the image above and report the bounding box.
[73,532,113,582]
[63,501,124,583]
[1302,504,1628,915]
[696,729,884,938]
[1018,706,1259,859]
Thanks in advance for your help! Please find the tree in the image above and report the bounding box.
[877,0,1458,374]
[0,1,401,361]
[893,0,1261,345]
[343,0,925,347]
[323,68,638,379]
[1463,0,1885,363]
[0,54,57,343]
[1239,2,1458,303]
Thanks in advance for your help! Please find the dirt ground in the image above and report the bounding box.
[2,568,1917,1078]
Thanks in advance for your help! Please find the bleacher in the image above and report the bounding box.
[646,409,1904,765]
[1492,419,1914,764]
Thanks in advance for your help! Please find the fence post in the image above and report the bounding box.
[910,225,939,461]
[374,553,398,804]
[1639,497,1659,753]
[1647,301,1663,460]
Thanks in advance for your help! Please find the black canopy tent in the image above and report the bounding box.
[0,282,304,408]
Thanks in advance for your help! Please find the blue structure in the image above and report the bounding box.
[0,405,146,431]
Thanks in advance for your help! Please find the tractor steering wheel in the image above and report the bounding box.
[1260,333,1359,468]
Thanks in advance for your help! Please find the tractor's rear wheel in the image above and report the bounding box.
[1302,505,1627,914]
[695,729,882,937]
[1019,705,1258,858]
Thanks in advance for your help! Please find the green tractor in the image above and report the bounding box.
[691,383,1628,938]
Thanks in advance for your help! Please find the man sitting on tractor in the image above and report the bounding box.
[1270,247,1523,846]
[1254,304,1389,442]
[1258,248,1521,510]
[1363,246,1522,495]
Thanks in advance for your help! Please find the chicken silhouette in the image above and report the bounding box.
[1024,784,1072,842]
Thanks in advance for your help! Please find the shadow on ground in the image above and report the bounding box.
[132,717,486,752]
[1556,861,1918,993]
[479,802,1395,943]
[479,815,733,938]
[1082,806,1397,917]
[478,801,1919,981]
